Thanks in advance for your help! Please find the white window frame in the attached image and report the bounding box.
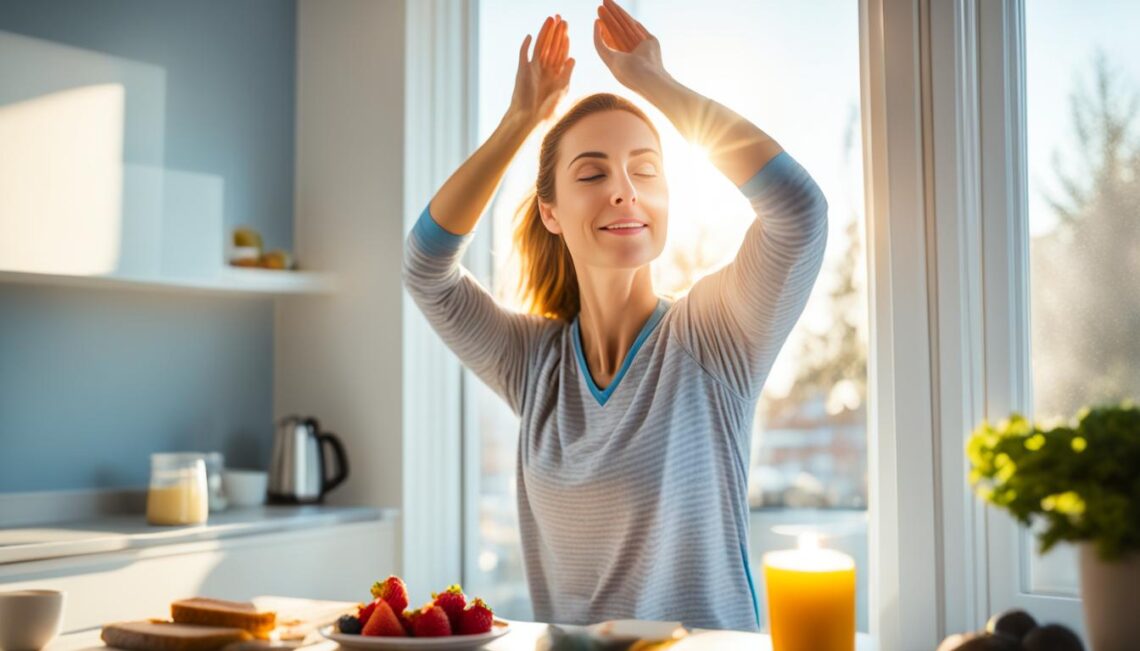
[975,0,1085,633]
[403,0,1075,645]
[402,0,478,603]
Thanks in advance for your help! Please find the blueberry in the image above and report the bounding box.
[1023,624,1085,651]
[985,608,1039,641]
[337,614,363,634]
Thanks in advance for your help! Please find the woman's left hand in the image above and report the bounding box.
[593,0,668,92]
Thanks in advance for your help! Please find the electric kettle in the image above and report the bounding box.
[267,415,349,504]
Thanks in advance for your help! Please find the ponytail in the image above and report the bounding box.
[513,193,579,321]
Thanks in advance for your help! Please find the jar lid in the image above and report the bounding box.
[151,452,207,467]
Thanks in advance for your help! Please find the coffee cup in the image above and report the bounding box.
[0,589,65,650]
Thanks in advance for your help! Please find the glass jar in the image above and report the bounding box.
[202,451,228,513]
[146,453,209,526]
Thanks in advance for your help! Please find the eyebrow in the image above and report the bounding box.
[567,148,660,169]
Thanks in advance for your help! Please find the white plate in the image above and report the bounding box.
[319,620,512,649]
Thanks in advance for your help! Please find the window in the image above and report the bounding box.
[1021,0,1140,599]
[463,0,868,630]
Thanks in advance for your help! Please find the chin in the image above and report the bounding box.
[602,244,663,269]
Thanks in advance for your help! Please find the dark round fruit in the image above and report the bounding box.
[1023,624,1085,651]
[986,608,1039,641]
[337,614,363,635]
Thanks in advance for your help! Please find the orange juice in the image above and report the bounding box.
[763,545,855,651]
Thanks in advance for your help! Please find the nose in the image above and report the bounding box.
[610,172,638,206]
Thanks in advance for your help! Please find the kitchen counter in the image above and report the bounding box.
[0,505,397,565]
[47,620,877,650]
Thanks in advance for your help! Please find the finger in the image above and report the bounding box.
[535,16,554,62]
[541,19,557,68]
[556,20,570,66]
[596,6,624,50]
[593,18,615,61]
[546,18,564,68]
[598,5,634,51]
[541,16,561,65]
[630,15,651,40]
[601,17,620,52]
[518,34,532,66]
[560,57,576,84]
[601,1,639,47]
[605,0,650,41]
[597,0,642,46]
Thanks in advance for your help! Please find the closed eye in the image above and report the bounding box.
[577,173,657,182]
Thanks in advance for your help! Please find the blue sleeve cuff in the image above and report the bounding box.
[736,151,800,199]
[412,204,469,257]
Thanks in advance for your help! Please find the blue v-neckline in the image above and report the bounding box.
[571,298,670,407]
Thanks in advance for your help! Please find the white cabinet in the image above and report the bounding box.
[0,518,396,634]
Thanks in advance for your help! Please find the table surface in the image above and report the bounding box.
[48,621,877,651]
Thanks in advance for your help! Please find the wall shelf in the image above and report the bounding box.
[0,266,338,296]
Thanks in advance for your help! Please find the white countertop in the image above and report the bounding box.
[48,620,877,650]
[0,505,397,565]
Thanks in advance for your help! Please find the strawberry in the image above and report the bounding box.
[361,600,405,637]
[411,604,452,637]
[371,576,409,614]
[356,598,379,627]
[458,598,494,635]
[398,609,416,636]
[431,584,467,630]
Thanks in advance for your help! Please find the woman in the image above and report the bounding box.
[403,0,828,632]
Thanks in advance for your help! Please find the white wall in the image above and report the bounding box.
[275,0,407,523]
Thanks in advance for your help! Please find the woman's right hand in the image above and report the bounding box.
[508,15,575,127]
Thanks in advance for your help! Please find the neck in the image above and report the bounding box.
[575,265,659,387]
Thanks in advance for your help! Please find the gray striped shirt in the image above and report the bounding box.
[403,151,828,631]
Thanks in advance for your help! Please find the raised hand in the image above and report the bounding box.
[509,15,576,126]
[593,0,667,92]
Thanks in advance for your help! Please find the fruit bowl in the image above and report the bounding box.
[319,619,511,650]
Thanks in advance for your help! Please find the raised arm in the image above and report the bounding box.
[404,15,575,414]
[594,0,828,400]
[431,15,575,235]
[593,0,781,185]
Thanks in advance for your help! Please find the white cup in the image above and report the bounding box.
[223,469,269,507]
[0,589,65,650]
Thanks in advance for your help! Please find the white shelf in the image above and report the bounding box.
[0,266,338,296]
[0,504,395,565]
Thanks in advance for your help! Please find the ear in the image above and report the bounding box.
[538,201,562,235]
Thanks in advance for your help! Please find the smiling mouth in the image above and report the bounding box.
[600,224,647,232]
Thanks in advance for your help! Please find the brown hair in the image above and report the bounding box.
[513,93,661,321]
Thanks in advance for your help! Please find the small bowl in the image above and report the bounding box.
[223,469,269,507]
[0,589,65,650]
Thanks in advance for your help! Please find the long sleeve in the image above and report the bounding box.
[402,205,549,415]
[671,151,829,401]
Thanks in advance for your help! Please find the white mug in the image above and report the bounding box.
[0,589,65,650]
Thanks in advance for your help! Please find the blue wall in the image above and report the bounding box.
[0,0,296,491]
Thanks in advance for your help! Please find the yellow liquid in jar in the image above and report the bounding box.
[147,481,208,525]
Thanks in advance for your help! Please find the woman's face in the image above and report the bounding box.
[539,110,668,271]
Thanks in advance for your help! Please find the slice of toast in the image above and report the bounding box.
[101,620,253,651]
[171,597,277,639]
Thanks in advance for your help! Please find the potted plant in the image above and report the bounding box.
[968,401,1140,651]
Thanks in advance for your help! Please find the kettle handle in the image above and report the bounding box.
[319,432,349,496]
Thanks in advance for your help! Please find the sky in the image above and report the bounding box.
[1026,1,1140,236]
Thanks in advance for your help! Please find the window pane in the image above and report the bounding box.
[1025,0,1140,596]
[469,0,867,631]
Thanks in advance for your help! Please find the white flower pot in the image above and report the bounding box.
[1079,543,1140,651]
